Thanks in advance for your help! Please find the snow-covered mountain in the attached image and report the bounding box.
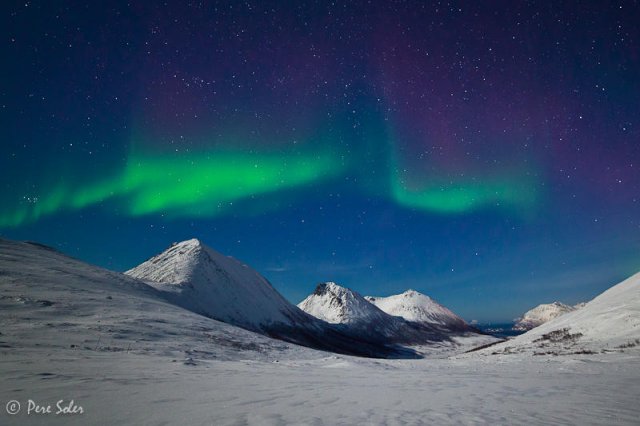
[0,238,310,363]
[125,239,414,358]
[298,282,491,348]
[513,301,581,331]
[365,290,468,330]
[481,272,640,356]
[298,282,413,342]
[126,239,309,332]
[298,282,394,325]
[1,238,417,359]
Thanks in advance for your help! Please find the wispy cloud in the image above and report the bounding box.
[264,266,289,272]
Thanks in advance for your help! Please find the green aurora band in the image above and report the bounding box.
[382,121,539,215]
[0,137,540,228]
[390,170,538,214]
[0,149,346,227]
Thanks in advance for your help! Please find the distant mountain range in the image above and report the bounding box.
[1,237,638,361]
[121,238,490,356]
[297,282,476,345]
[124,239,416,358]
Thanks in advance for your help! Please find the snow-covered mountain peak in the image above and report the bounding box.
[298,282,390,325]
[513,301,578,331]
[126,238,257,288]
[300,284,484,343]
[177,237,202,247]
[166,238,206,256]
[125,239,304,331]
[313,281,344,296]
[366,290,467,327]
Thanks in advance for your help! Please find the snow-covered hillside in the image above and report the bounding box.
[513,301,580,331]
[366,289,469,330]
[126,239,309,332]
[480,272,640,356]
[0,238,311,362]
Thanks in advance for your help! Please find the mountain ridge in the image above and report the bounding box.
[125,239,418,358]
[298,281,490,347]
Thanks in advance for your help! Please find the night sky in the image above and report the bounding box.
[2,1,639,322]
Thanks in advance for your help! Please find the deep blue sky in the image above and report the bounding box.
[2,1,639,322]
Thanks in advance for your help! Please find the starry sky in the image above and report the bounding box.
[2,1,639,322]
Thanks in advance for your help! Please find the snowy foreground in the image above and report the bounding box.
[2,348,639,425]
[1,238,639,425]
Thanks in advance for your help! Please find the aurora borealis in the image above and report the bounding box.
[2,1,639,321]
[0,140,536,226]
[0,148,347,226]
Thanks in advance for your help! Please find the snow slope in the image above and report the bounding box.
[366,289,469,330]
[513,301,579,331]
[126,239,309,332]
[481,272,640,356]
[0,238,313,363]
